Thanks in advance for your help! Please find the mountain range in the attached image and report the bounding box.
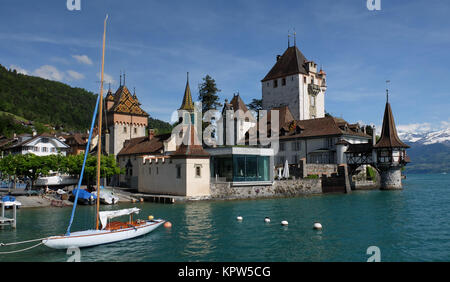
[398,127,450,174]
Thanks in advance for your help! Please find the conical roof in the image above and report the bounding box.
[374,101,409,148]
[179,74,195,111]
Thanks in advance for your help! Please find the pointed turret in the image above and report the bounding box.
[374,100,409,149]
[179,72,195,112]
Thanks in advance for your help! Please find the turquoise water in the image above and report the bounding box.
[0,173,449,262]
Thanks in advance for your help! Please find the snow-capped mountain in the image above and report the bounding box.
[398,127,450,146]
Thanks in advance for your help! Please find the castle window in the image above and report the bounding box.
[310,96,316,106]
[304,77,307,83]
[273,79,278,88]
[123,126,127,133]
[176,165,181,179]
[195,165,202,178]
[282,78,286,86]
[134,127,137,134]
[279,142,285,151]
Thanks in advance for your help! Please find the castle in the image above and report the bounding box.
[102,41,409,196]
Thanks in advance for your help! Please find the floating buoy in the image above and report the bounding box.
[264,217,271,223]
[148,215,154,221]
[281,220,288,226]
[236,216,243,221]
[313,222,323,230]
[139,197,144,202]
[164,221,172,228]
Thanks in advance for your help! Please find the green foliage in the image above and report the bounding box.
[0,153,123,188]
[366,166,376,181]
[306,174,319,179]
[148,117,173,135]
[198,75,222,114]
[0,64,97,132]
[247,98,262,112]
[0,113,33,137]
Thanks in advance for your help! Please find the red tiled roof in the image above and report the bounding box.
[171,125,209,158]
[117,133,171,156]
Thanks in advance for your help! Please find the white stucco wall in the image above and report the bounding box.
[137,157,210,197]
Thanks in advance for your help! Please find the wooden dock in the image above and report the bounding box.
[133,193,184,204]
[0,201,17,229]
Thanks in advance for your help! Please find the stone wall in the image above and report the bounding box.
[210,178,322,200]
[296,158,338,177]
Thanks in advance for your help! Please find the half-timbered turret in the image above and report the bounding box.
[374,95,410,189]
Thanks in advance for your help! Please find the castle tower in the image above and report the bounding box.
[105,77,149,156]
[261,44,327,120]
[374,97,410,190]
[177,73,202,146]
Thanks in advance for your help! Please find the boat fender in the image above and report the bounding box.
[164,222,172,228]
[281,220,288,226]
[236,216,243,221]
[264,217,270,223]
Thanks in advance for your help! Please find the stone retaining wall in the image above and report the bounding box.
[210,178,322,200]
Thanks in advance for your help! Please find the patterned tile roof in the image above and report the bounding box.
[108,85,149,117]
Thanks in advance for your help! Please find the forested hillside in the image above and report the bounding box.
[0,64,97,131]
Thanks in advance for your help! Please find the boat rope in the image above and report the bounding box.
[0,238,48,254]
[0,242,44,254]
[0,237,48,247]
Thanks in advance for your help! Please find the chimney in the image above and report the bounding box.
[276,55,281,61]
[148,129,155,140]
[372,125,376,146]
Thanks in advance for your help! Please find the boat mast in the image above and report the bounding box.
[96,14,108,230]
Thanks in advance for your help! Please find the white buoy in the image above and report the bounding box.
[281,220,288,226]
[313,222,323,230]
[236,216,243,221]
[264,217,271,223]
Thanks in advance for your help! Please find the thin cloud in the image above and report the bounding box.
[33,65,64,81]
[72,54,93,65]
[67,70,85,81]
[9,64,28,75]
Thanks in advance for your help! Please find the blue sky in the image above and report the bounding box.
[1,0,449,132]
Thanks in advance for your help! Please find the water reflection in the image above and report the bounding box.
[179,202,215,260]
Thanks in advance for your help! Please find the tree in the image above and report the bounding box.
[198,75,222,115]
[247,98,263,112]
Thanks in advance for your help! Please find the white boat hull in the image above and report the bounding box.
[42,219,165,249]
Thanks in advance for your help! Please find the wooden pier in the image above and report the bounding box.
[133,193,182,204]
[0,201,17,229]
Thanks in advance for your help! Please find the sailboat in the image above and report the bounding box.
[42,15,165,250]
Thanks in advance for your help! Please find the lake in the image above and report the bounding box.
[1,173,449,262]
